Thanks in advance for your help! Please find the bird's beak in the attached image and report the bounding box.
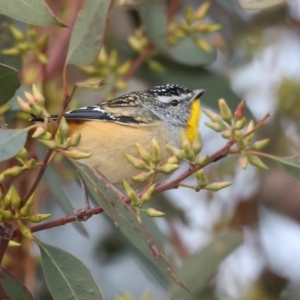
[192,89,205,101]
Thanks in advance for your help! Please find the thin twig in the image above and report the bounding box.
[12,207,103,238]
[122,44,155,82]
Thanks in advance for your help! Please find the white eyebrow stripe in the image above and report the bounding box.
[155,94,190,103]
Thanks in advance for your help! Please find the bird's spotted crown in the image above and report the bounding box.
[148,84,192,97]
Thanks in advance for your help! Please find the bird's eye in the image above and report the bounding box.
[171,100,179,106]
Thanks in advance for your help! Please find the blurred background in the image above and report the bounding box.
[2,0,300,299]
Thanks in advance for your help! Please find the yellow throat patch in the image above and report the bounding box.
[186,99,201,142]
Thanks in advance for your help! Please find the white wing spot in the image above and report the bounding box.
[92,107,105,112]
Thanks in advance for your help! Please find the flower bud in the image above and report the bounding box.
[234,100,246,120]
[0,104,12,116]
[32,125,47,138]
[194,39,212,53]
[203,109,223,123]
[195,155,209,166]
[239,154,248,170]
[65,150,92,159]
[18,220,33,240]
[195,1,211,19]
[39,139,59,150]
[108,49,118,68]
[125,153,150,170]
[205,122,225,132]
[3,166,23,177]
[68,132,81,147]
[135,143,151,164]
[151,139,161,165]
[234,117,246,130]
[131,171,153,183]
[195,169,207,188]
[2,47,20,56]
[10,186,21,210]
[219,98,232,124]
[26,158,36,170]
[17,97,31,113]
[192,132,202,155]
[158,164,179,174]
[123,180,140,207]
[116,60,131,76]
[166,145,185,160]
[145,208,165,218]
[204,181,233,191]
[166,156,178,164]
[222,129,232,139]
[184,6,194,24]
[16,148,27,161]
[8,24,25,42]
[31,103,43,116]
[247,154,268,170]
[141,184,155,204]
[250,139,270,150]
[25,213,51,223]
[19,192,35,217]
[32,84,45,105]
[0,209,14,220]
[237,139,246,151]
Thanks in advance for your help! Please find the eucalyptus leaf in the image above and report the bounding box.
[74,162,186,290]
[37,240,105,300]
[0,0,65,27]
[66,0,111,66]
[0,268,33,300]
[0,129,27,162]
[170,231,243,298]
[238,0,286,10]
[45,164,88,237]
[269,156,300,181]
[0,63,20,105]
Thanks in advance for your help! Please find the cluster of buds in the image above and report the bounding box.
[2,24,48,64]
[167,130,232,192]
[166,130,208,166]
[124,139,181,184]
[0,188,50,239]
[17,85,91,160]
[204,99,270,171]
[80,47,132,95]
[167,2,221,53]
[123,139,184,220]
[0,148,36,184]
[128,29,165,73]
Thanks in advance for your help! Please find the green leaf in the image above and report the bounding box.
[74,162,186,290]
[0,16,22,70]
[139,0,216,66]
[66,0,111,66]
[0,267,33,299]
[0,64,20,105]
[36,240,104,300]
[45,164,88,237]
[170,231,243,298]
[0,129,27,162]
[269,155,300,181]
[0,0,66,27]
[238,0,286,10]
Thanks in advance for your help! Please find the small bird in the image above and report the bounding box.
[32,84,204,190]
